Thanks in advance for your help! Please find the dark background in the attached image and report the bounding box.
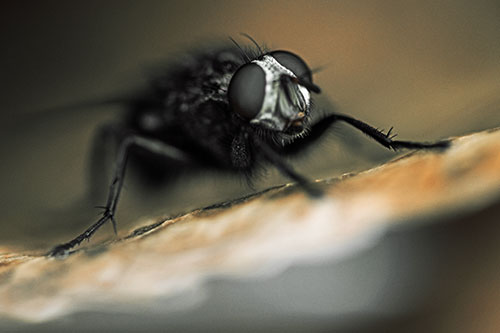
[1,0,499,249]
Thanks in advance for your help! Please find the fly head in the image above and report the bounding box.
[228,50,320,136]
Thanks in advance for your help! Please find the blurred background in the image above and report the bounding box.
[1,0,500,330]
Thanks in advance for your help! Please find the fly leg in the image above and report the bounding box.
[271,113,449,197]
[87,123,131,203]
[255,137,323,198]
[48,134,192,257]
[322,114,449,150]
[282,113,449,155]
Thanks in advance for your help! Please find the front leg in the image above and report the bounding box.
[268,112,449,197]
[48,134,192,257]
[254,136,323,197]
[283,113,449,155]
[330,114,450,150]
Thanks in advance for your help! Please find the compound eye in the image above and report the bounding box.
[228,63,266,119]
[269,50,313,83]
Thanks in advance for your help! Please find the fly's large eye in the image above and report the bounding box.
[270,50,312,83]
[228,63,266,119]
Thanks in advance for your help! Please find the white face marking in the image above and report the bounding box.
[250,55,311,131]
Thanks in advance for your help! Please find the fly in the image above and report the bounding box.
[48,35,449,257]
